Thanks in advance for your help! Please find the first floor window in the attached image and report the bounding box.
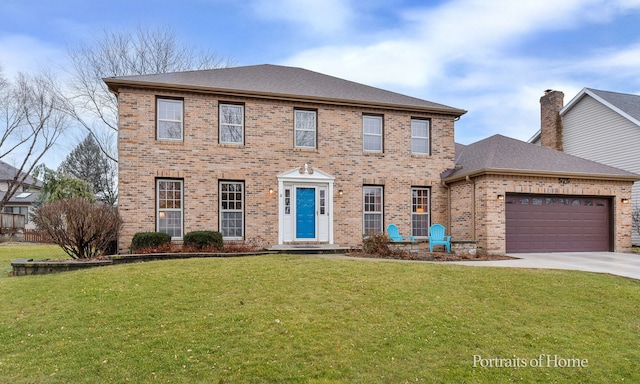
[363,186,383,234]
[363,115,383,152]
[294,109,317,148]
[3,206,29,225]
[157,98,183,140]
[220,181,244,239]
[412,187,430,237]
[411,119,430,154]
[157,179,183,239]
[220,103,244,144]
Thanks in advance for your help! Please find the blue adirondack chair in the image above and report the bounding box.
[429,224,451,253]
[387,224,415,242]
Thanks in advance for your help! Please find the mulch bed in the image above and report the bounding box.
[347,251,515,262]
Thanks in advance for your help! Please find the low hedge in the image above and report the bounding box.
[131,232,172,252]
[183,231,223,250]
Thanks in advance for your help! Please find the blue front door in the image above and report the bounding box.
[296,187,316,239]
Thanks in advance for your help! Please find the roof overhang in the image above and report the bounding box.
[104,78,468,117]
[442,168,640,184]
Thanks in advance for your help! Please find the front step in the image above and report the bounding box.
[268,244,352,254]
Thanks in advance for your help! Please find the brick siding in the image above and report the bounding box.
[449,175,634,254]
[117,87,456,252]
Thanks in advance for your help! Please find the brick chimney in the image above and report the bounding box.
[540,89,564,151]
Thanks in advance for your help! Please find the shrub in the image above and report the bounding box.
[131,232,172,252]
[362,232,393,256]
[361,232,412,259]
[183,230,223,250]
[32,198,122,259]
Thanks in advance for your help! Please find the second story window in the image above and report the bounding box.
[220,103,244,144]
[157,98,183,140]
[294,109,317,148]
[363,115,383,152]
[411,119,430,155]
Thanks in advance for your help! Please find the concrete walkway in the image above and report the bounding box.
[452,252,640,280]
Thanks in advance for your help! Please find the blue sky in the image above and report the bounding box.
[2,0,640,166]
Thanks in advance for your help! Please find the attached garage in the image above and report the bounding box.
[505,194,611,253]
[443,135,639,254]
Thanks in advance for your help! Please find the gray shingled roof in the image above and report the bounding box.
[585,88,640,124]
[443,134,640,182]
[0,160,41,187]
[104,64,466,115]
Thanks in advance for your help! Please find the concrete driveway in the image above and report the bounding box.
[454,252,640,280]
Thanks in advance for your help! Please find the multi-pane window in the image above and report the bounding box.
[3,206,29,225]
[294,109,317,148]
[220,181,244,239]
[284,188,291,215]
[319,189,326,215]
[157,98,183,140]
[411,119,430,154]
[220,104,244,144]
[157,179,183,239]
[363,186,383,234]
[363,115,383,152]
[412,187,430,238]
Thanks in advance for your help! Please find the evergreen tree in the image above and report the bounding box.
[58,134,117,205]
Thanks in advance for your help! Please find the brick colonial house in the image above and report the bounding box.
[105,65,638,254]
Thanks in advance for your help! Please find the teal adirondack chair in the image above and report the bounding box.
[387,224,415,242]
[429,224,451,253]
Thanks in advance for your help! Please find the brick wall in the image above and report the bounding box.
[449,175,634,254]
[117,87,457,252]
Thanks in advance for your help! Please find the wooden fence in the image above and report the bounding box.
[23,229,53,243]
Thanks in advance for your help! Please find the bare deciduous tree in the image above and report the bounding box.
[0,68,67,210]
[32,198,122,259]
[63,25,231,162]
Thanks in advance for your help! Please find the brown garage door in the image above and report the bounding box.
[505,194,611,253]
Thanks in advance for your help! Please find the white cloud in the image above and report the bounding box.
[249,0,354,35]
[0,35,64,78]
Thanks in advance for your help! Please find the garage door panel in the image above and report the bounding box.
[506,194,610,253]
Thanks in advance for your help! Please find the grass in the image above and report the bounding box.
[0,252,638,383]
[0,243,69,278]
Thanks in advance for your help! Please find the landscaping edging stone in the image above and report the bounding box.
[11,251,276,276]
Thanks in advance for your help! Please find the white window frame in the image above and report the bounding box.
[411,118,430,155]
[363,115,383,152]
[220,181,244,240]
[294,109,317,149]
[411,187,430,238]
[157,98,183,141]
[219,104,244,144]
[363,186,383,235]
[156,179,184,240]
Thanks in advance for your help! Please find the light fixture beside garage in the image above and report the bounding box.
[621,198,630,204]
[497,194,504,201]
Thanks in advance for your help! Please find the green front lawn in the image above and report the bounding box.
[0,253,638,383]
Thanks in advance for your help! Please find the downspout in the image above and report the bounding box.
[441,180,451,230]
[466,175,476,241]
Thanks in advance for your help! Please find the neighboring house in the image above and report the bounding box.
[530,89,640,245]
[0,160,42,229]
[105,65,638,254]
